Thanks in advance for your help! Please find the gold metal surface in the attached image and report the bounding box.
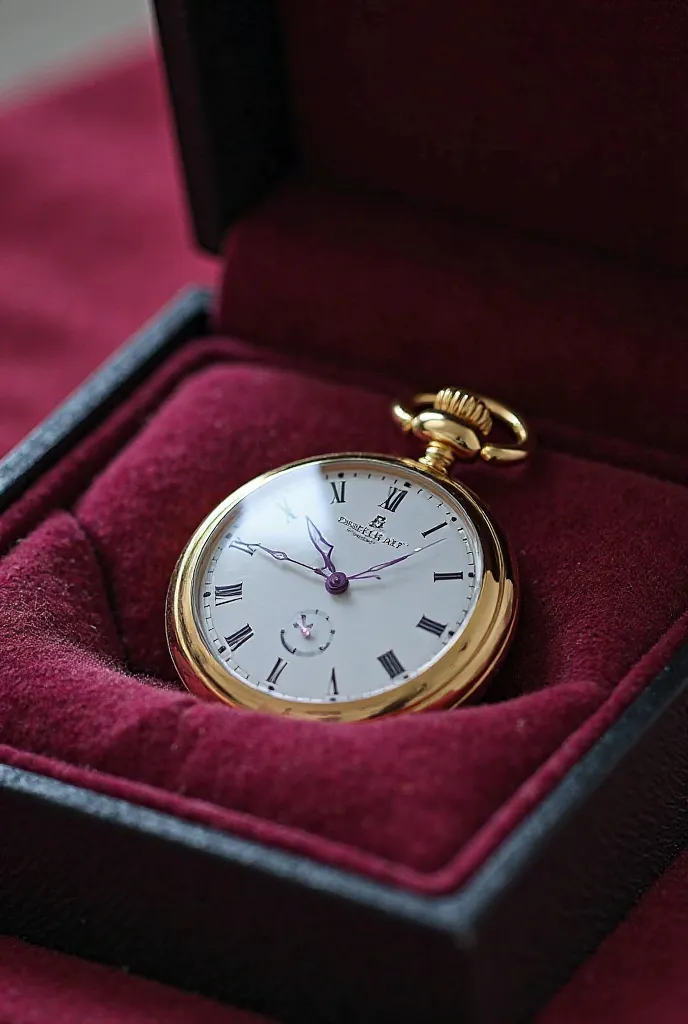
[434,388,493,435]
[392,388,531,472]
[166,452,519,721]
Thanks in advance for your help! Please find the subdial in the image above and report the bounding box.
[280,609,335,657]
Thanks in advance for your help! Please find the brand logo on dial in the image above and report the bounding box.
[338,515,408,548]
[368,515,387,529]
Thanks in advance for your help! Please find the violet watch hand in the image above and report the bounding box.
[305,516,337,573]
[245,542,328,578]
[348,537,447,581]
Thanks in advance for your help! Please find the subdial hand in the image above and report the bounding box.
[348,537,447,581]
[299,614,314,638]
[243,541,328,578]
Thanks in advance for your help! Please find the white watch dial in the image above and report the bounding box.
[194,457,483,704]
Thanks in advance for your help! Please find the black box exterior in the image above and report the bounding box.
[1,291,688,1023]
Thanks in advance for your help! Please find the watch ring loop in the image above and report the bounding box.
[392,391,531,465]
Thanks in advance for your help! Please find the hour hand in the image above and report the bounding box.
[306,517,336,574]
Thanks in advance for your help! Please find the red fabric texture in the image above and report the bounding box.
[219,183,688,457]
[277,0,688,267]
[3,345,687,888]
[542,850,688,1024]
[0,44,213,458]
[1,41,688,1024]
[0,936,269,1024]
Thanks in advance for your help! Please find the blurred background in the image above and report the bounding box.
[0,0,214,459]
[0,0,151,95]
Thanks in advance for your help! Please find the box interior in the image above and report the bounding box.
[1,0,688,897]
[274,0,688,267]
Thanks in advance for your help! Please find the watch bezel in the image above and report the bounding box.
[166,453,518,720]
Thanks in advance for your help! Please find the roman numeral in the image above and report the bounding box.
[277,498,297,522]
[267,657,287,687]
[378,649,405,679]
[225,624,254,652]
[214,583,243,606]
[330,480,347,504]
[421,522,448,538]
[328,668,339,697]
[230,538,256,556]
[417,615,447,638]
[433,571,464,582]
[379,486,407,513]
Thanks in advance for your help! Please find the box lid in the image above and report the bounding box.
[154,1,688,264]
[154,0,294,253]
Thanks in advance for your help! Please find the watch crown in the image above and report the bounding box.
[433,388,493,437]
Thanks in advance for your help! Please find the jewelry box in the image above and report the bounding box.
[1,2,687,1021]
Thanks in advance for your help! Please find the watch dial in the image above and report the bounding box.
[194,458,484,704]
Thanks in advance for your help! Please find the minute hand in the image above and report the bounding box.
[248,542,327,577]
[348,537,446,581]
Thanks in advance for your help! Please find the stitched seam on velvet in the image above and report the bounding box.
[74,515,133,674]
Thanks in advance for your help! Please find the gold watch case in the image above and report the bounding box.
[166,388,530,721]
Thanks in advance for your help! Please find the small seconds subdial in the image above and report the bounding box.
[281,609,334,656]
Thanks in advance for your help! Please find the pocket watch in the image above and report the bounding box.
[166,388,531,721]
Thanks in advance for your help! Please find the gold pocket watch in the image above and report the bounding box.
[167,389,531,721]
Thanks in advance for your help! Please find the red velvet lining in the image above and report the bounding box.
[1,336,688,894]
[219,184,688,457]
[0,936,267,1024]
[0,48,213,458]
[276,0,688,266]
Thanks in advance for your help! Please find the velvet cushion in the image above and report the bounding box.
[1,324,687,892]
[276,0,688,266]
